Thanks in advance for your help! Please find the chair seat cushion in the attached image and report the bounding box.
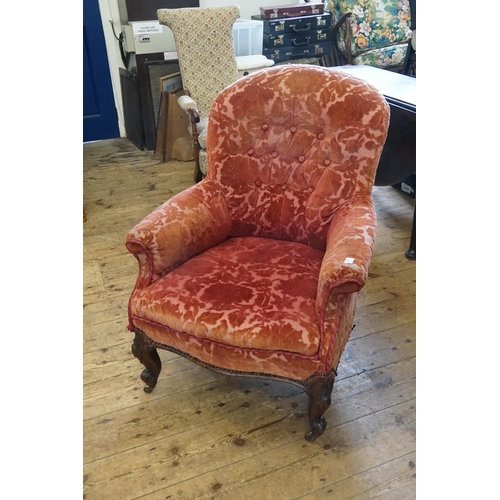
[130,237,325,356]
[353,43,408,69]
[197,116,208,149]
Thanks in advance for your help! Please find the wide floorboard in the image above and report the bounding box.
[83,138,416,500]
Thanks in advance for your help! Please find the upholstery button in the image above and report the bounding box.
[272,151,278,158]
[308,187,314,193]
[247,148,254,156]
[317,132,325,140]
[290,126,297,133]
[298,155,305,163]
[324,159,331,166]
[255,179,262,187]
[262,124,269,130]
[281,183,288,190]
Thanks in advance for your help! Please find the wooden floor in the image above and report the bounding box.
[83,138,416,500]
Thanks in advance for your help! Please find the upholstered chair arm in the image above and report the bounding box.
[178,95,200,124]
[316,195,377,314]
[177,95,208,178]
[331,12,352,39]
[126,180,231,289]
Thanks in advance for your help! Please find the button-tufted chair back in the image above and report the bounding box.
[205,64,390,251]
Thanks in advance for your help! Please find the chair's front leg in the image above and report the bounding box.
[304,372,336,441]
[131,328,162,393]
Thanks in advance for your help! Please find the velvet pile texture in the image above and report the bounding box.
[126,65,390,383]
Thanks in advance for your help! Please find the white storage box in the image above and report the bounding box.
[233,19,264,56]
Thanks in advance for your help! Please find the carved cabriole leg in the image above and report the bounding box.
[304,372,336,442]
[131,328,162,393]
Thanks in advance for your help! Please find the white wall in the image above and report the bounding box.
[97,0,129,136]
[97,0,312,138]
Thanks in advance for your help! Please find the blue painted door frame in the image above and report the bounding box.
[83,0,119,142]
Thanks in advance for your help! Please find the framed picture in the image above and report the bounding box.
[158,72,183,95]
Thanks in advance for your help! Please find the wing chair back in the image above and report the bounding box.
[326,0,412,68]
[205,64,390,251]
[157,6,240,118]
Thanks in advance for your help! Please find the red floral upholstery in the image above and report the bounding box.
[126,65,389,440]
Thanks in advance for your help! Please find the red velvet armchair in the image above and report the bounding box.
[126,65,389,441]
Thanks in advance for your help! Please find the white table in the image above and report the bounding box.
[334,64,416,110]
[333,65,416,260]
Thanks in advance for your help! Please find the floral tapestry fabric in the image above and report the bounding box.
[352,43,407,67]
[326,0,412,68]
[157,6,239,118]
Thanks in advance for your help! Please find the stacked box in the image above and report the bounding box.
[233,19,264,57]
[259,3,324,19]
[252,8,332,63]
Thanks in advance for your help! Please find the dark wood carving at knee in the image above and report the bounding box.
[304,373,335,441]
[131,328,162,393]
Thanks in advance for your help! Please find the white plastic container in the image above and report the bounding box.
[236,55,275,77]
[233,19,264,56]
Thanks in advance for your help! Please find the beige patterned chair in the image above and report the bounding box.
[158,6,240,183]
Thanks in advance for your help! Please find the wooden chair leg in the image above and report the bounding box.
[131,329,162,393]
[304,372,336,441]
[189,113,203,183]
[193,145,202,183]
[405,202,416,260]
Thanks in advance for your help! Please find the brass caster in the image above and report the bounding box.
[304,418,327,442]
